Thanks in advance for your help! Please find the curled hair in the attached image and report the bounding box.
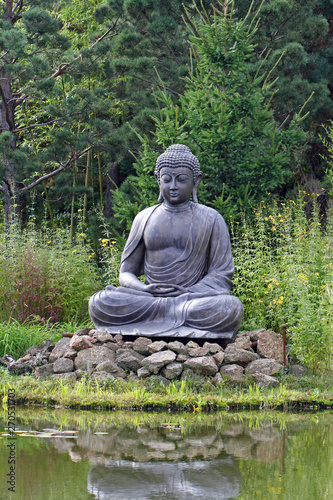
[155,144,201,183]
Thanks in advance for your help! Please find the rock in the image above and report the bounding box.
[161,362,183,380]
[74,346,116,371]
[167,341,187,355]
[142,350,176,374]
[254,373,280,388]
[188,346,210,357]
[223,346,259,366]
[146,375,170,386]
[203,342,223,354]
[186,341,200,350]
[49,338,71,363]
[257,330,284,363]
[95,361,126,378]
[245,328,266,341]
[137,367,151,378]
[75,369,86,380]
[220,364,244,379]
[184,356,218,376]
[28,339,54,357]
[212,351,225,368]
[147,341,168,353]
[234,335,252,351]
[92,331,115,343]
[246,358,283,376]
[52,372,77,381]
[116,350,145,372]
[104,342,120,352]
[289,364,307,377]
[63,348,78,360]
[35,363,54,379]
[176,353,189,362]
[53,358,74,373]
[8,359,34,375]
[69,335,93,351]
[92,371,115,382]
[212,372,223,386]
[181,368,195,380]
[114,334,123,343]
[123,341,134,349]
[133,337,152,355]
[75,328,92,336]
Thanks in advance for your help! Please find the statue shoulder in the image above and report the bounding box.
[195,203,224,221]
[132,204,160,225]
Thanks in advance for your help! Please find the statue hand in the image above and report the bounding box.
[145,284,188,297]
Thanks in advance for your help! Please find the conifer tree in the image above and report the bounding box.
[112,0,308,226]
[0,0,120,226]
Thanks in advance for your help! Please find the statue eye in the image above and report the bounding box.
[161,174,172,182]
[178,175,189,182]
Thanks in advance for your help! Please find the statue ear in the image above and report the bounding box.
[192,172,203,203]
[154,171,163,203]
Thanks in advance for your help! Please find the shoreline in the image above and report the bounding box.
[1,373,332,412]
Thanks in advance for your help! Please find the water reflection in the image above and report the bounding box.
[0,409,333,500]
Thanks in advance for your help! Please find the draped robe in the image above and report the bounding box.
[89,203,243,340]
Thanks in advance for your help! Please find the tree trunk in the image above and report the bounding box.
[0,63,17,229]
[104,163,119,219]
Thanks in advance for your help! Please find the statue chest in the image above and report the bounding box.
[143,209,193,252]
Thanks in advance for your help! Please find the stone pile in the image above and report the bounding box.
[1,328,294,387]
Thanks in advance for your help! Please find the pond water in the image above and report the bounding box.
[0,408,332,500]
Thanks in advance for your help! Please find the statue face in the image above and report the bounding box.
[159,166,194,205]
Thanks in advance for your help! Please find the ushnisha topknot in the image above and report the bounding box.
[155,144,201,183]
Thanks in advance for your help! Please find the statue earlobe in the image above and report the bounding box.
[158,191,164,203]
[192,172,203,203]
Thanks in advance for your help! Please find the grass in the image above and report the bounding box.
[1,370,333,411]
[0,320,91,359]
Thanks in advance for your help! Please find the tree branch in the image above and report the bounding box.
[51,20,120,78]
[12,112,80,133]
[20,146,93,193]
[0,184,4,193]
[132,75,181,96]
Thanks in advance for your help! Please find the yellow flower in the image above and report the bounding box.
[47,241,51,244]
[72,249,77,253]
[78,209,82,212]
[13,204,18,208]
[79,233,84,237]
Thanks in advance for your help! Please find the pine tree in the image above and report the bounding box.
[112,0,308,226]
[0,0,121,227]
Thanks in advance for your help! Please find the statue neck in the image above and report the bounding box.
[162,200,192,213]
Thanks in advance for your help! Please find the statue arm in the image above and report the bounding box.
[119,241,147,292]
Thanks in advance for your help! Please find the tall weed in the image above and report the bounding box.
[0,212,100,323]
[232,194,333,371]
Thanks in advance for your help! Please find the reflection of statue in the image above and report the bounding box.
[89,145,243,341]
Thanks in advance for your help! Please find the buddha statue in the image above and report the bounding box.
[89,144,243,342]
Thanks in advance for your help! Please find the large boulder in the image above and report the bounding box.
[220,364,244,380]
[223,346,259,366]
[161,362,183,380]
[116,350,145,372]
[49,338,71,363]
[142,350,176,374]
[184,356,218,376]
[74,346,116,371]
[246,358,283,376]
[133,337,152,355]
[257,330,284,363]
[53,358,74,373]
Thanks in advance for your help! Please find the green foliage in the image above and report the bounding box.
[232,195,333,371]
[112,0,308,227]
[0,320,85,359]
[0,211,100,324]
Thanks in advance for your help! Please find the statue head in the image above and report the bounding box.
[154,144,203,203]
